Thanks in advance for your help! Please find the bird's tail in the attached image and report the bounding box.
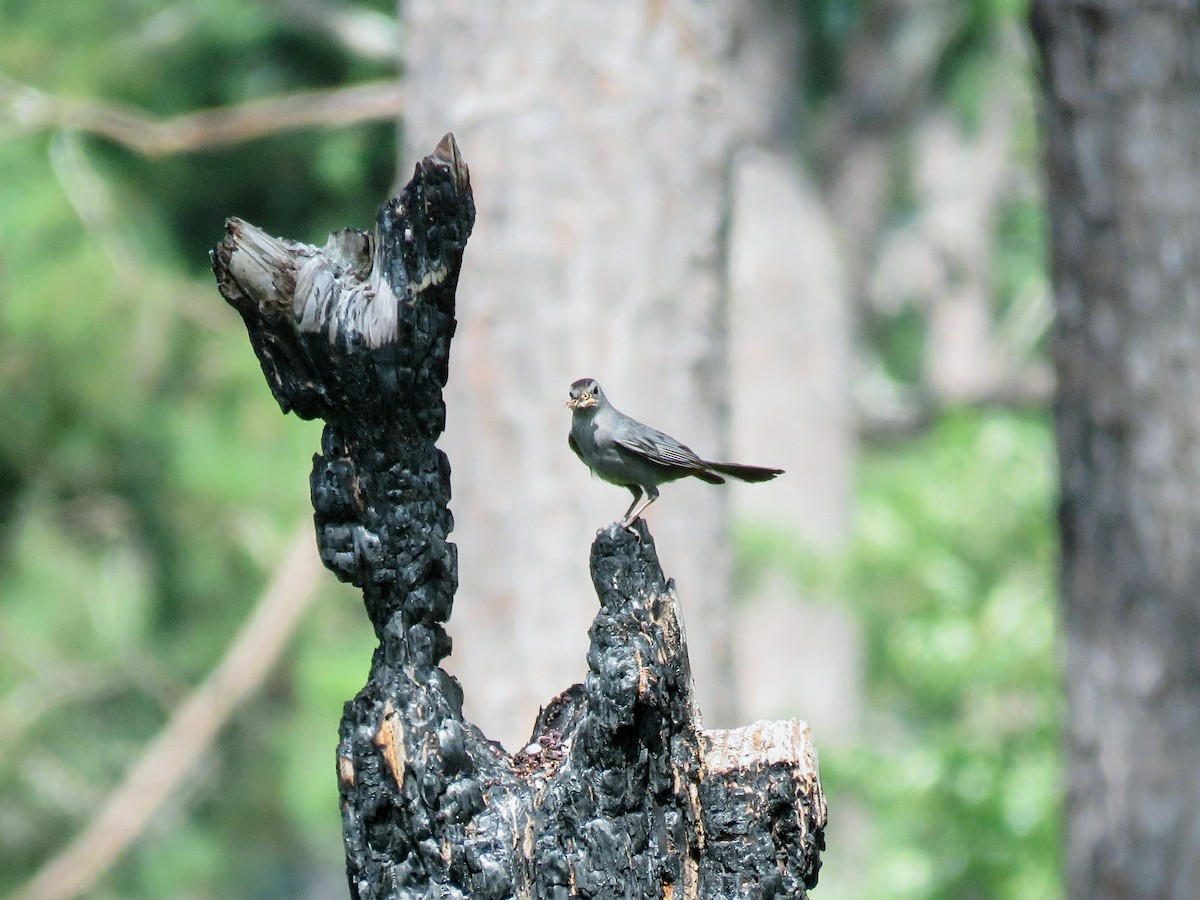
[705,462,784,483]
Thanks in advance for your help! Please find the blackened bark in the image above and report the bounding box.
[211,136,825,899]
[1033,3,1200,898]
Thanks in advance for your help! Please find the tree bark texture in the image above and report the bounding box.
[211,137,825,898]
[725,1,855,550]
[1033,3,1200,897]
[399,1,745,748]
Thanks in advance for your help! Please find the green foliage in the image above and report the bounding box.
[835,411,1061,899]
[801,0,1032,111]
[743,411,1062,899]
[866,300,928,388]
[0,2,388,896]
[800,0,864,102]
[2,1,1059,898]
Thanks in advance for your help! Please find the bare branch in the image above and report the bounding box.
[0,669,125,760]
[14,526,325,900]
[0,75,403,156]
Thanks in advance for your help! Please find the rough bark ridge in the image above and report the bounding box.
[211,136,825,899]
[1033,3,1200,898]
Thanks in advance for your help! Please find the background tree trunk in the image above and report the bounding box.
[726,0,856,549]
[399,0,744,749]
[1033,3,1200,897]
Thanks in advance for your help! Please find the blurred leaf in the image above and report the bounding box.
[818,411,1061,899]
[0,1,395,895]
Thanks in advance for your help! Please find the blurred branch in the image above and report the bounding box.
[14,525,325,900]
[49,132,141,272]
[47,130,233,386]
[0,75,403,156]
[20,755,106,820]
[45,130,238,336]
[0,669,125,759]
[260,0,403,63]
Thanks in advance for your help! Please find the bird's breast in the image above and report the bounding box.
[572,417,635,485]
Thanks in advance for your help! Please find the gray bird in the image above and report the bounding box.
[566,377,783,528]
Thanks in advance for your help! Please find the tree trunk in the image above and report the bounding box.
[1032,3,1200,897]
[726,0,855,549]
[211,136,825,899]
[399,1,744,749]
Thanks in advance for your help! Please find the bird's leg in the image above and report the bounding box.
[620,486,643,531]
[620,485,659,531]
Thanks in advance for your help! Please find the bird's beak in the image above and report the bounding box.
[567,395,595,410]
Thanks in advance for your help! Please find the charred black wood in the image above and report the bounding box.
[212,135,825,899]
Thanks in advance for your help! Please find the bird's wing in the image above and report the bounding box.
[568,432,585,462]
[613,425,707,471]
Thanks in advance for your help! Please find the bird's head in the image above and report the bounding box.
[566,377,604,410]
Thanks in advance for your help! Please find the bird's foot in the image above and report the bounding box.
[618,516,643,538]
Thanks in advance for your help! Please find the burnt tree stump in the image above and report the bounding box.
[211,135,826,899]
